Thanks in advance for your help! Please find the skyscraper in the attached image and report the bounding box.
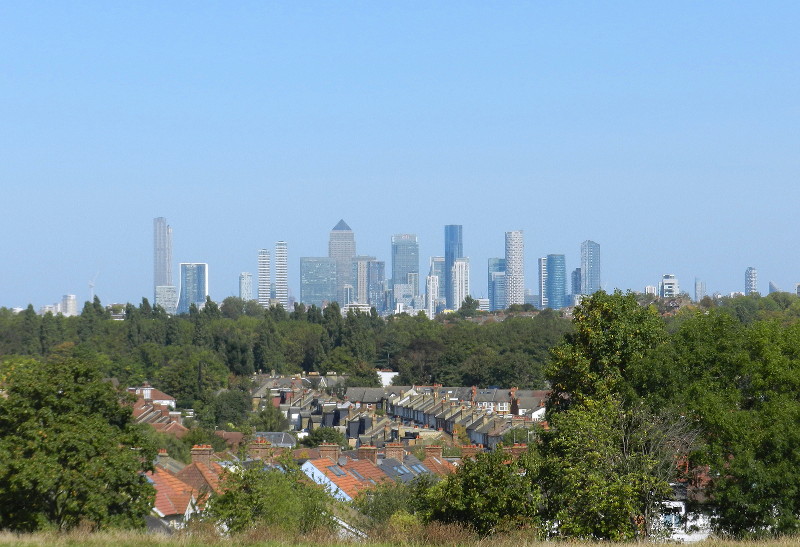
[257,249,271,307]
[694,278,707,302]
[275,241,288,309]
[329,220,356,304]
[444,225,463,309]
[425,274,439,319]
[768,281,780,294]
[538,257,548,309]
[239,272,253,301]
[153,217,175,311]
[61,294,78,317]
[571,267,582,303]
[504,230,524,307]
[352,255,376,304]
[487,258,506,312]
[177,263,208,314]
[300,257,337,308]
[451,257,470,309]
[545,254,567,310]
[745,267,758,296]
[391,234,419,301]
[580,240,601,295]
[367,260,386,312]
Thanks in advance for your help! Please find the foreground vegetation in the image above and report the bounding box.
[2,291,800,539]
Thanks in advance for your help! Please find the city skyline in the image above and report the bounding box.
[3,4,799,308]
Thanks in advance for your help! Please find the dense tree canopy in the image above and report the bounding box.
[0,351,155,532]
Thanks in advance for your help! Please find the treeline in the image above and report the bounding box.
[0,297,571,405]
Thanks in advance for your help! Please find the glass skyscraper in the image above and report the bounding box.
[488,257,506,311]
[300,257,337,308]
[153,217,175,311]
[329,220,356,304]
[545,254,566,310]
[580,240,601,296]
[444,225,463,309]
[391,234,419,301]
[177,263,208,314]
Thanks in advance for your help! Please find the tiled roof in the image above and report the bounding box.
[306,457,377,499]
[176,461,223,494]
[148,467,196,518]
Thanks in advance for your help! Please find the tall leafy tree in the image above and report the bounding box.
[0,353,155,531]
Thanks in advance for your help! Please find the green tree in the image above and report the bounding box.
[428,448,541,536]
[0,355,155,532]
[204,459,334,534]
[250,404,289,432]
[301,427,347,448]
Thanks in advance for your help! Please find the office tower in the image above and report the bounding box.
[367,260,386,312]
[580,240,601,295]
[153,217,173,289]
[391,234,419,300]
[768,281,780,294]
[257,249,271,307]
[155,286,178,315]
[504,230,524,306]
[300,257,337,308]
[545,254,567,310]
[444,225,463,309]
[426,274,439,319]
[694,278,707,302]
[429,256,445,290]
[538,257,548,309]
[61,294,78,317]
[659,274,680,298]
[571,268,581,298]
[329,220,356,304]
[488,258,506,311]
[275,241,288,308]
[352,256,377,304]
[177,263,209,314]
[153,217,176,311]
[452,257,470,309]
[745,267,758,296]
[239,272,253,301]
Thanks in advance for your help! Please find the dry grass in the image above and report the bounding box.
[2,529,800,547]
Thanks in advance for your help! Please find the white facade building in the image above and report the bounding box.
[257,249,271,307]
[659,274,680,298]
[275,241,288,308]
[452,257,470,309]
[239,272,253,301]
[504,230,524,307]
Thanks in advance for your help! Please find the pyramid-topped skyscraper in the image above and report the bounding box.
[329,220,356,305]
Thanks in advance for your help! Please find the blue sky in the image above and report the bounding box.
[2,2,799,308]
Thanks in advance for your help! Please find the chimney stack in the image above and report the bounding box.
[358,445,378,464]
[384,442,405,462]
[319,442,341,462]
[460,444,482,460]
[423,445,443,461]
[248,437,273,462]
[190,444,214,467]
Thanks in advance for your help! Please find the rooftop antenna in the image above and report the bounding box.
[89,272,99,301]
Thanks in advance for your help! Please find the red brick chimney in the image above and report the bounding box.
[384,442,405,462]
[358,445,378,464]
[190,444,214,467]
[460,444,482,460]
[319,442,341,462]
[423,445,443,461]
[248,437,273,462]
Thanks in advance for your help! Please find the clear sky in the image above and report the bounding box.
[2,2,799,309]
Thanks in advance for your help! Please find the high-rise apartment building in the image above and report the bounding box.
[177,263,208,314]
[659,274,680,298]
[239,272,253,301]
[694,278,707,302]
[257,249,271,307]
[391,234,419,301]
[504,231,524,307]
[571,268,581,298]
[487,258,506,312]
[61,294,78,317]
[329,220,356,304]
[545,254,567,310]
[367,260,386,313]
[425,274,439,319]
[444,225,463,309]
[155,286,178,315]
[300,257,337,308]
[580,240,601,295]
[275,241,288,308]
[745,267,758,296]
[452,257,470,309]
[352,255,376,304]
[153,217,175,311]
[538,257,548,309]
